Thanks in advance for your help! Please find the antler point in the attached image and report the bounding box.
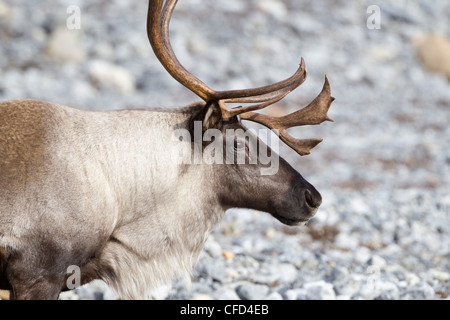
[300,57,306,67]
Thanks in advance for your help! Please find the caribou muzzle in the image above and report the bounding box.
[270,181,322,226]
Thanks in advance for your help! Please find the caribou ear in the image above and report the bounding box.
[202,101,223,131]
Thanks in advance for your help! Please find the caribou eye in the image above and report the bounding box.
[234,140,245,151]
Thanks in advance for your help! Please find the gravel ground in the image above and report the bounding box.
[0,0,449,300]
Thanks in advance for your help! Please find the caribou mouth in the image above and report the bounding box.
[268,201,310,226]
[271,212,310,226]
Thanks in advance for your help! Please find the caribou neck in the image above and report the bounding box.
[86,105,226,250]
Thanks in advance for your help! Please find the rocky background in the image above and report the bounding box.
[0,0,449,300]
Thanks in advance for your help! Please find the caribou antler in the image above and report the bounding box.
[240,76,335,155]
[147,0,334,156]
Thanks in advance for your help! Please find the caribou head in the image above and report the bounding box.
[148,0,334,225]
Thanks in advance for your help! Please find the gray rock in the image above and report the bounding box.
[367,255,387,269]
[303,281,336,300]
[282,289,303,300]
[213,287,241,300]
[46,27,86,63]
[264,292,283,300]
[88,60,136,94]
[334,233,359,250]
[374,281,400,300]
[204,237,223,258]
[74,280,117,300]
[276,263,298,284]
[335,274,364,298]
[256,0,287,20]
[236,283,269,300]
[401,282,436,300]
[197,259,228,284]
[325,266,349,285]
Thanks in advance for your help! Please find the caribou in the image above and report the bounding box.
[0,0,334,299]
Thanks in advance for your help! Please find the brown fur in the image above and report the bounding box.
[0,100,53,188]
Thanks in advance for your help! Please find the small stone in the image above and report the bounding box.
[222,250,235,260]
[0,2,13,33]
[213,288,241,300]
[149,284,172,300]
[375,281,400,300]
[401,282,435,300]
[236,283,269,300]
[0,2,12,19]
[353,247,372,265]
[282,289,297,300]
[75,280,117,300]
[58,290,79,300]
[198,260,228,283]
[226,268,240,281]
[431,269,450,282]
[303,281,336,300]
[282,289,302,300]
[88,60,136,94]
[72,80,96,101]
[349,198,370,214]
[368,255,387,269]
[188,35,207,54]
[221,221,241,236]
[369,45,399,62]
[294,289,309,300]
[276,263,298,284]
[46,27,86,63]
[265,291,283,300]
[345,65,365,82]
[257,0,287,19]
[92,42,114,60]
[204,238,222,257]
[414,33,450,81]
[334,232,359,250]
[326,266,349,285]
[215,0,247,13]
[334,274,364,298]
[264,227,277,239]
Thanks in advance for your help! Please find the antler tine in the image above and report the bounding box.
[217,58,307,119]
[221,58,306,105]
[221,67,307,118]
[240,76,335,156]
[148,0,216,102]
[215,58,307,102]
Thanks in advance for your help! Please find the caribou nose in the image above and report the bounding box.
[304,187,322,209]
